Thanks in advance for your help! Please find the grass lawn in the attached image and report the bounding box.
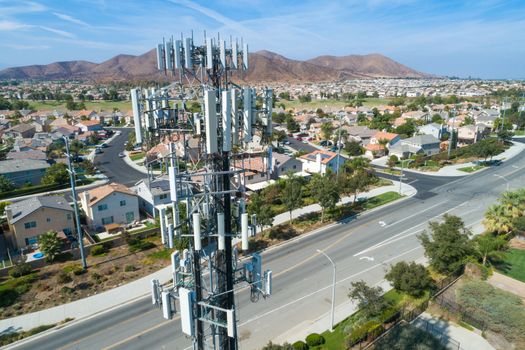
[458,165,486,173]
[129,151,146,161]
[377,168,402,176]
[361,191,402,210]
[514,130,525,136]
[317,289,427,350]
[27,100,131,112]
[495,248,525,282]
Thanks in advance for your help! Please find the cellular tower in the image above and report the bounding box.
[131,33,273,350]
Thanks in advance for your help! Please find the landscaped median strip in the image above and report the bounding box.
[0,318,74,347]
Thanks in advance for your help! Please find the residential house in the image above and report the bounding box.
[401,111,430,123]
[232,156,270,190]
[76,120,102,133]
[344,126,379,146]
[2,123,36,139]
[364,131,400,158]
[300,149,345,175]
[6,149,47,161]
[4,195,74,250]
[270,152,303,178]
[0,159,50,186]
[80,183,140,231]
[457,125,488,145]
[134,176,172,218]
[417,123,446,140]
[389,134,441,159]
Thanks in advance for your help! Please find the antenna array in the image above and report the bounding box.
[131,32,273,350]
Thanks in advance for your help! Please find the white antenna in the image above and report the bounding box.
[243,87,253,143]
[204,89,218,154]
[243,43,249,70]
[184,37,193,69]
[193,212,202,251]
[130,88,143,144]
[157,43,166,70]
[217,212,225,250]
[165,40,174,71]
[206,38,214,70]
[174,40,183,69]
[241,213,249,251]
[220,40,227,68]
[222,90,232,152]
[231,40,238,69]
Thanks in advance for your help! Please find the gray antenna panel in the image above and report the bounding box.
[243,43,249,70]
[231,88,239,145]
[165,41,174,70]
[231,41,238,69]
[130,88,142,144]
[184,37,193,69]
[174,40,182,68]
[243,87,252,142]
[206,39,213,69]
[157,44,165,70]
[220,40,227,68]
[204,89,218,154]
[222,90,231,152]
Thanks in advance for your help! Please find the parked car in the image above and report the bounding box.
[118,152,126,158]
[100,143,109,148]
[95,147,103,154]
[296,137,303,141]
[283,140,291,145]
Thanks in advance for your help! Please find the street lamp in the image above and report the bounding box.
[399,159,414,195]
[317,249,336,332]
[336,112,344,178]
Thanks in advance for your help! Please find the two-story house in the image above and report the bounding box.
[300,149,345,175]
[134,176,172,218]
[389,134,441,159]
[5,195,74,250]
[0,159,50,186]
[364,131,400,157]
[80,183,139,231]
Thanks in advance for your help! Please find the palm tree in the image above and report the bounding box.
[483,204,514,234]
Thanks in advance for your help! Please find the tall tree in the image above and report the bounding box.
[321,122,335,141]
[385,261,431,297]
[248,192,275,231]
[418,214,474,273]
[281,173,302,225]
[0,175,14,192]
[483,189,525,234]
[348,280,391,318]
[474,233,507,266]
[310,175,340,222]
[41,163,69,185]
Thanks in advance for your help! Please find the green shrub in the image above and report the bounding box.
[63,264,85,275]
[305,333,324,346]
[8,263,32,278]
[60,286,74,295]
[347,320,381,346]
[292,340,308,350]
[91,272,103,283]
[124,264,136,272]
[57,271,72,284]
[90,244,107,256]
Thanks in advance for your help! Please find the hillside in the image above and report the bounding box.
[0,49,430,82]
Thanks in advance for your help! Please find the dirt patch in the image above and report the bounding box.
[0,237,171,320]
[509,237,525,250]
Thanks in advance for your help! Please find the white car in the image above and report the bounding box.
[118,152,126,158]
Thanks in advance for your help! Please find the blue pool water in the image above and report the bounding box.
[33,252,44,259]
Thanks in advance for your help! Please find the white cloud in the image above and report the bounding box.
[4,44,50,49]
[39,26,76,38]
[0,20,30,31]
[53,12,90,27]
[0,1,46,16]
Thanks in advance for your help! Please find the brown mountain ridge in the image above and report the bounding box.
[0,49,430,82]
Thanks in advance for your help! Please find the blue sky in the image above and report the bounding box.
[0,0,524,78]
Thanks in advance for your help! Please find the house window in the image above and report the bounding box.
[293,165,297,169]
[120,200,126,207]
[24,221,37,229]
[125,212,135,223]
[47,218,51,222]
[67,214,72,220]
[159,194,168,200]
[101,216,114,225]
[261,173,264,178]
[281,167,285,172]
[98,204,108,211]
[248,175,253,180]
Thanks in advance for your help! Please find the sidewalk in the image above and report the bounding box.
[0,265,173,333]
[371,140,525,177]
[268,182,416,230]
[122,150,162,175]
[488,271,525,299]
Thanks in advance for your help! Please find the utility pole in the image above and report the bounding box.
[63,136,87,269]
[336,113,343,178]
[447,109,456,159]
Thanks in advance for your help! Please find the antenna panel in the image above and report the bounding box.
[184,37,193,68]
[231,88,239,145]
[193,212,202,251]
[241,213,249,251]
[243,88,252,143]
[231,42,238,69]
[180,288,195,336]
[217,212,225,250]
[130,88,143,144]
[168,165,178,202]
[206,39,213,69]
[157,44,165,70]
[204,89,218,154]
[161,291,174,319]
[222,90,232,152]
[220,40,227,68]
[174,40,183,68]
[243,43,249,70]
[165,41,174,70]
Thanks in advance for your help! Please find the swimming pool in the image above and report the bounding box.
[33,252,44,259]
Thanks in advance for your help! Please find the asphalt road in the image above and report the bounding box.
[94,128,146,187]
[10,143,525,350]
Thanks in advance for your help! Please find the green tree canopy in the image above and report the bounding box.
[39,231,63,262]
[42,163,69,185]
[281,173,303,225]
[385,261,432,297]
[310,174,340,222]
[418,214,474,273]
[348,280,392,319]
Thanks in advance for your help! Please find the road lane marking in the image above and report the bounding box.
[355,200,469,256]
[238,246,422,327]
[101,319,173,350]
[359,256,374,261]
[385,201,446,228]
